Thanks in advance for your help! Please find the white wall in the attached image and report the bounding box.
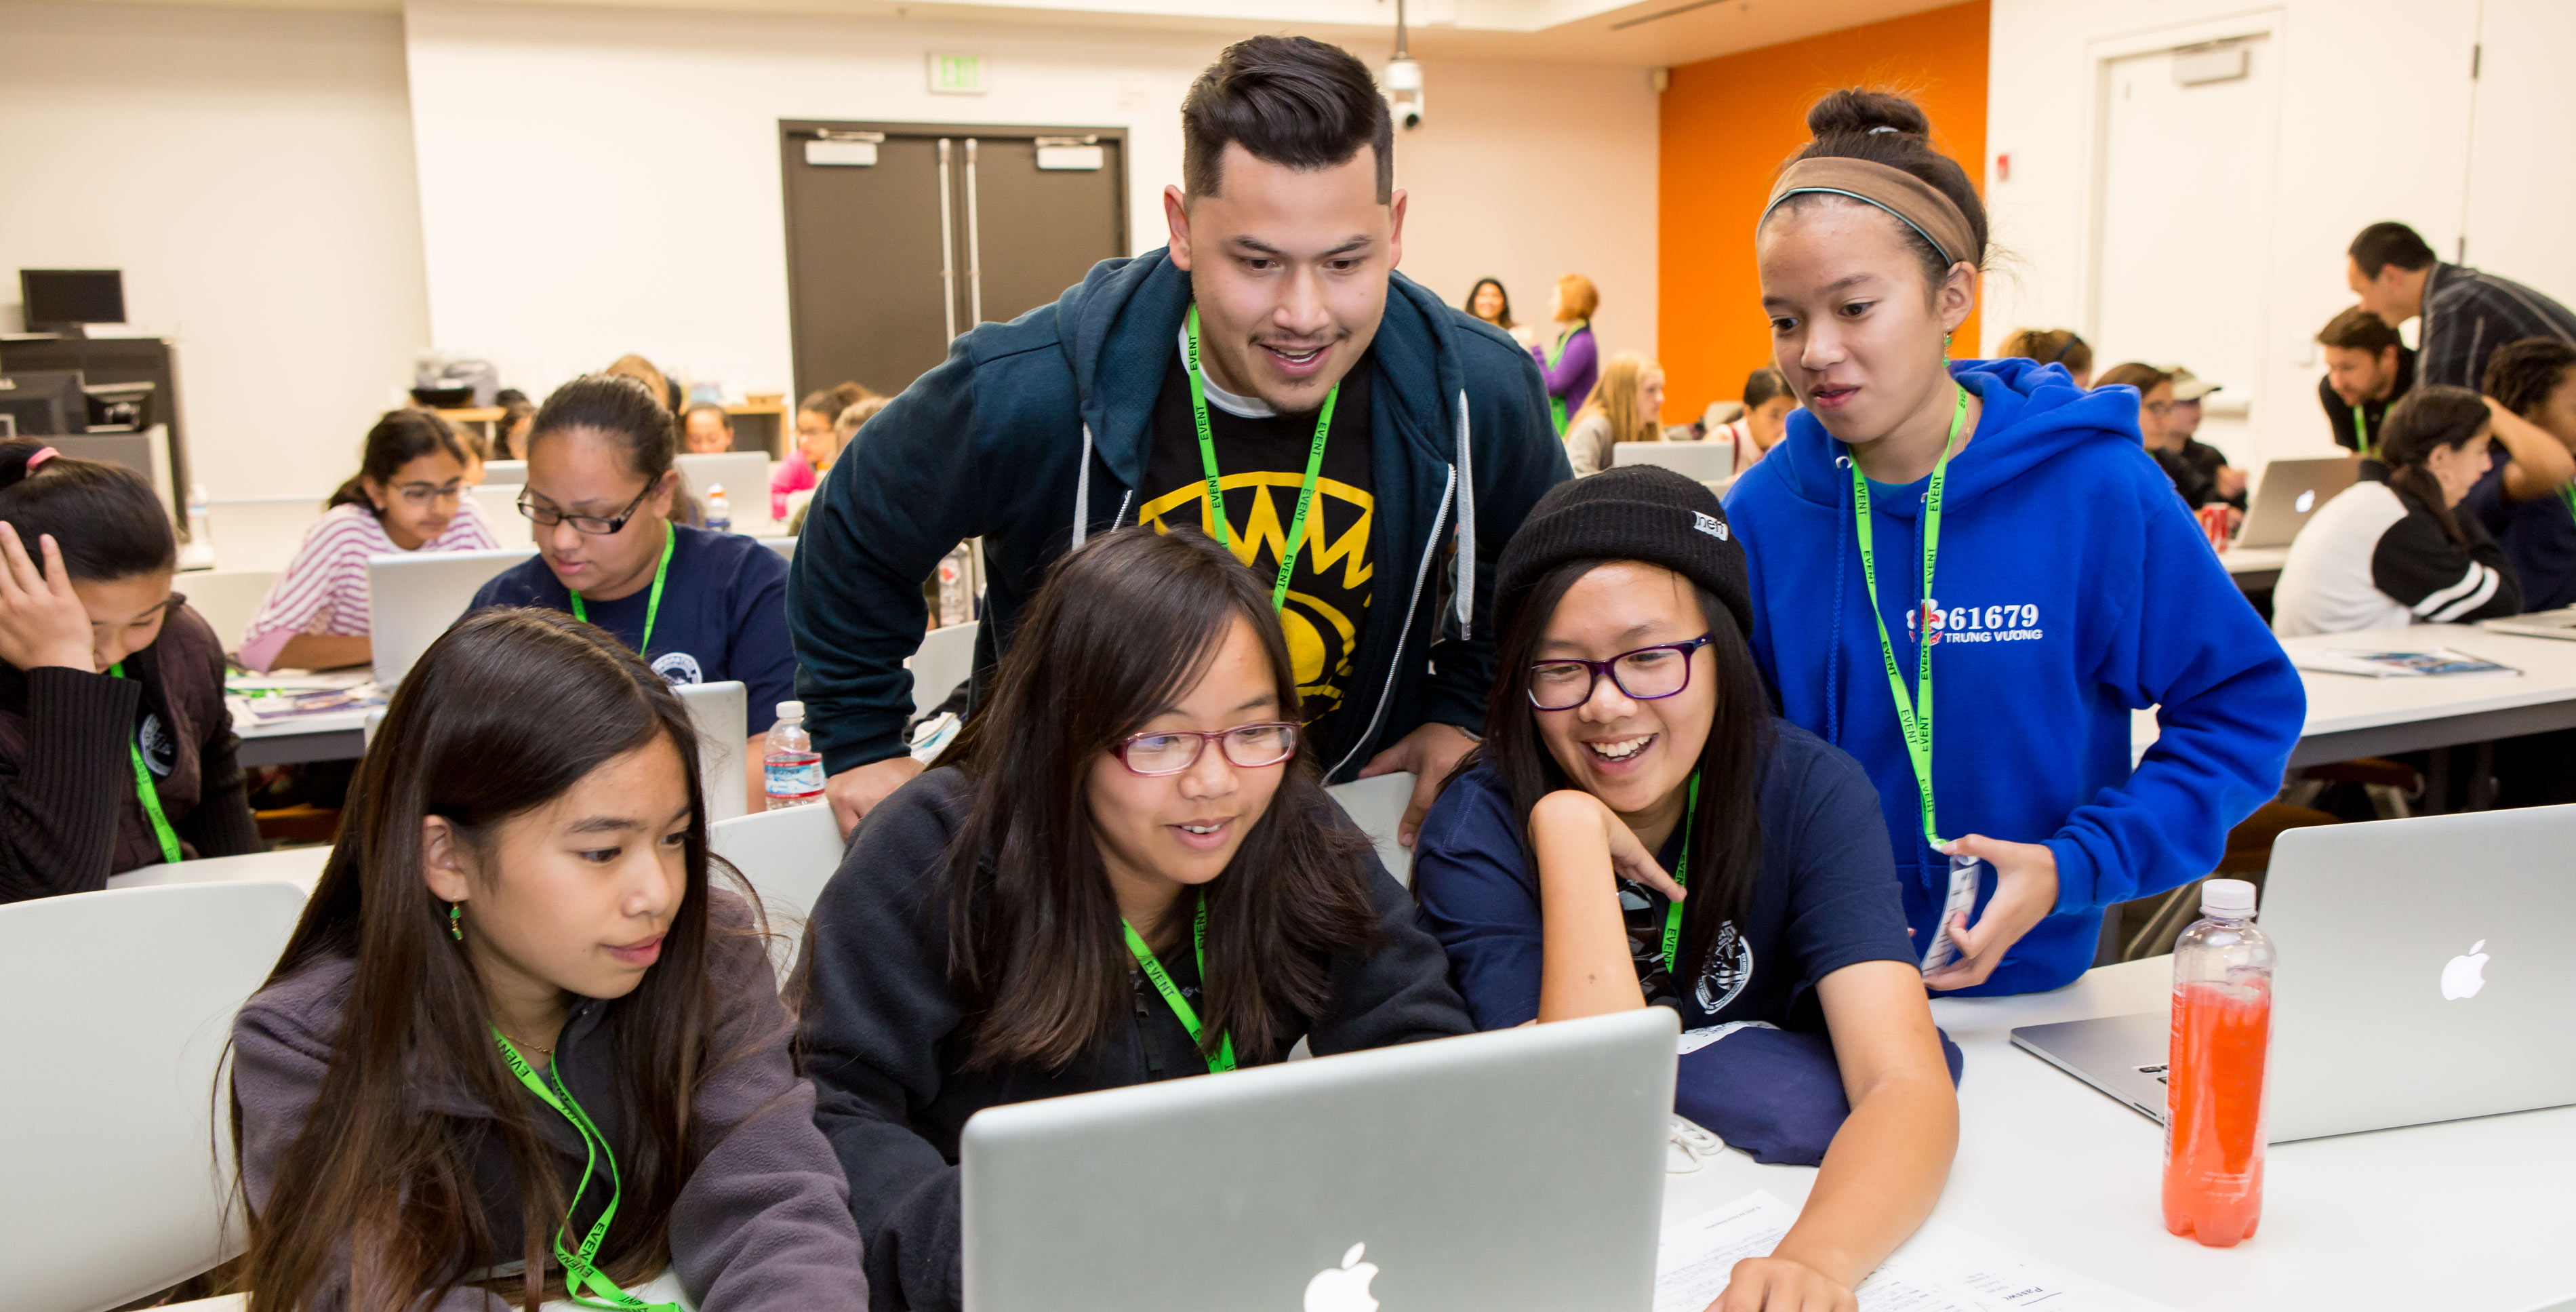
[1983,1,2484,475]
[402,0,1658,401]
[0,1,431,500]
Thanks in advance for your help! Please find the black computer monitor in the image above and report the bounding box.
[20,271,125,332]
[0,371,89,437]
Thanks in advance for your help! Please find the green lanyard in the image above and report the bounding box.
[1656,771,1702,979]
[105,662,182,865]
[2352,404,2374,459]
[567,530,675,658]
[492,1029,684,1312]
[2560,483,2576,527]
[1849,385,1972,850]
[1122,896,1236,1075]
[1184,305,1337,612]
[1544,323,1583,435]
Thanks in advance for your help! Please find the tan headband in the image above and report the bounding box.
[1762,156,1977,269]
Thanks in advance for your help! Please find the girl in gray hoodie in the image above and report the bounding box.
[227,608,867,1311]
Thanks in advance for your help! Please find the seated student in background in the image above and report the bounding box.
[2273,386,2526,636]
[1705,367,1794,475]
[2470,339,2576,612]
[239,410,498,673]
[1563,352,1665,477]
[797,528,1472,1312]
[2162,367,2247,510]
[228,608,868,1312]
[772,382,872,519]
[787,396,891,535]
[1729,88,2301,998]
[683,400,736,454]
[473,374,794,812]
[0,442,260,902]
[1413,469,1956,1312]
[496,391,538,461]
[2316,306,2413,462]
[1998,327,2093,389]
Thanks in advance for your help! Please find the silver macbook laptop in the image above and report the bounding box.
[367,546,537,686]
[2014,803,2576,1142]
[2234,455,2363,549]
[962,1006,1678,1312]
[675,680,746,823]
[2482,605,2576,641]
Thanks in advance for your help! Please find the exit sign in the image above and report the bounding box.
[928,53,985,95]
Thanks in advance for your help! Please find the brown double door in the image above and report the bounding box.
[780,121,1129,403]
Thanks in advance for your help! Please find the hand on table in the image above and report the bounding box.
[1709,1255,1857,1312]
[824,755,925,838]
[0,523,94,673]
[1922,833,2059,992]
[1358,721,1480,848]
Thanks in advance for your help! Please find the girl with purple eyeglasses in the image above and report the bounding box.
[1412,466,1958,1312]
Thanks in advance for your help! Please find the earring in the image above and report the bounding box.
[448,902,464,941]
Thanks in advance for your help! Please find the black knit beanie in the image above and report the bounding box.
[1493,466,1754,642]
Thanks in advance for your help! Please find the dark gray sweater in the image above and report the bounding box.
[795,767,1473,1312]
[230,890,869,1311]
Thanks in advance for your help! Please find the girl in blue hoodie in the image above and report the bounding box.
[1725,89,2304,997]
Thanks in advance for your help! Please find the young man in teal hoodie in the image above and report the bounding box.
[1729,88,2304,997]
[787,37,1567,839]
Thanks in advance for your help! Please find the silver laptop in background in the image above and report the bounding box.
[2013,803,2576,1142]
[2481,605,2576,641]
[962,1007,1677,1312]
[367,546,538,686]
[675,680,747,824]
[2234,455,2364,549]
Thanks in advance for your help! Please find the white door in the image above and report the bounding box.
[2461,0,2576,306]
[2091,35,2278,461]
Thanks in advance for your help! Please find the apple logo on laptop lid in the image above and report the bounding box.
[1305,1242,1380,1312]
[2294,489,2316,514]
[2440,940,2490,1001]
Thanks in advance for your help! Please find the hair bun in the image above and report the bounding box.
[0,440,52,490]
[1807,88,1930,142]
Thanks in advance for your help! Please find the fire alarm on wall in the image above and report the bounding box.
[1995,153,2012,182]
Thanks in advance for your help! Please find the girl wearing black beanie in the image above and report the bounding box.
[1413,464,1958,1312]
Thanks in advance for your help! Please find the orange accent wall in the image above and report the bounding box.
[1657,1,1990,422]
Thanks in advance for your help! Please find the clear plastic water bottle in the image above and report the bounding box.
[2162,877,2274,1248]
[705,483,733,534]
[763,700,824,811]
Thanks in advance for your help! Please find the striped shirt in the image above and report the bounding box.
[2272,479,2520,637]
[237,500,499,671]
[2417,262,2576,393]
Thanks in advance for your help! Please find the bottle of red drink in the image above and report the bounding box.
[2163,877,2274,1247]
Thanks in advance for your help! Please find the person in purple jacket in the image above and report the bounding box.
[1526,273,1601,433]
[227,608,867,1312]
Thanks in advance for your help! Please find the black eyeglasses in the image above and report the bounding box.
[1526,633,1714,711]
[518,481,654,536]
[1113,721,1300,776]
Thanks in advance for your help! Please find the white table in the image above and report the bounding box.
[106,845,331,895]
[1661,959,2576,1311]
[2218,544,2289,591]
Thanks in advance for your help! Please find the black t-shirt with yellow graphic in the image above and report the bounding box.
[1142,348,1375,761]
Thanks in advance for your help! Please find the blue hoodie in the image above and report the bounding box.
[1723,359,2304,995]
[787,249,1569,780]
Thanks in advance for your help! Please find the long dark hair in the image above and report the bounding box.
[942,527,1379,1073]
[2379,384,2492,547]
[1466,559,1771,985]
[0,439,176,580]
[234,610,731,1312]
[1464,277,1515,330]
[328,410,472,513]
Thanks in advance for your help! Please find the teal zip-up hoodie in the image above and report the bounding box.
[1725,358,2304,995]
[788,248,1569,779]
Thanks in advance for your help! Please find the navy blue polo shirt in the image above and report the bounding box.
[2464,447,2576,612]
[1411,721,1916,1035]
[470,524,799,734]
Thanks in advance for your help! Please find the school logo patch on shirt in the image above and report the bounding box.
[1907,598,2047,646]
[1693,922,1754,1016]
[138,713,174,778]
[650,652,706,685]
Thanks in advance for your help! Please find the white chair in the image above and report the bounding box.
[176,568,278,652]
[1325,770,1416,886]
[470,483,533,546]
[481,459,528,485]
[1611,441,1738,483]
[0,881,308,1311]
[204,496,325,573]
[909,620,978,718]
[708,803,848,982]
